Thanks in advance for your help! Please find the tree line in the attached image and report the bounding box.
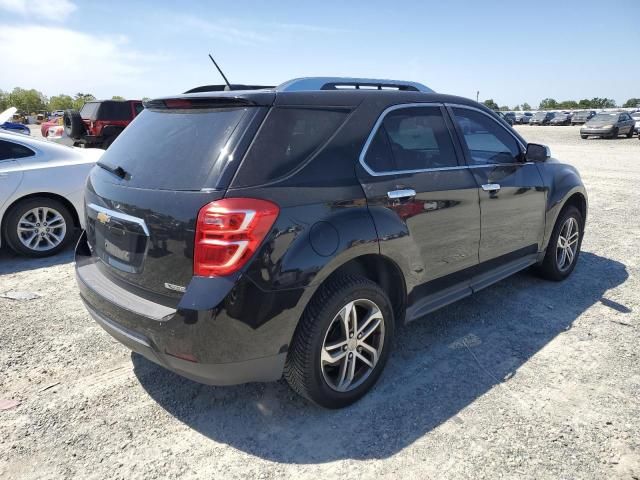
[482,97,640,112]
[0,87,148,114]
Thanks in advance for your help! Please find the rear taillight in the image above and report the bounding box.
[193,198,279,277]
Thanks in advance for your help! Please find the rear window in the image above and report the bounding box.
[98,102,131,120]
[232,107,348,187]
[97,108,248,190]
[80,102,100,119]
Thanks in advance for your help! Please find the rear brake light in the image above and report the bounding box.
[194,198,279,277]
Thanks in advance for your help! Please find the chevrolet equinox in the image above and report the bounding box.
[75,77,587,408]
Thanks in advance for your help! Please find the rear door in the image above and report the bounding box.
[448,105,546,268]
[357,104,481,303]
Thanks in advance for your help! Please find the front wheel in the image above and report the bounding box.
[536,206,583,281]
[3,197,74,257]
[581,134,588,139]
[626,127,633,138]
[284,275,395,408]
[610,128,619,139]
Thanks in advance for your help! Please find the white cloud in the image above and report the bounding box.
[176,15,272,46]
[0,24,168,98]
[0,0,77,21]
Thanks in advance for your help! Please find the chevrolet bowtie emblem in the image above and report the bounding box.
[96,212,111,224]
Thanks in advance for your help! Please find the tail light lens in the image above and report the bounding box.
[194,198,279,277]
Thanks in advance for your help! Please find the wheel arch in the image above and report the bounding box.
[311,253,407,327]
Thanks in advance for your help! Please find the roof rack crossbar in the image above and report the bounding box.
[276,77,434,93]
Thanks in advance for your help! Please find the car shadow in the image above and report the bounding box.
[0,233,77,275]
[132,251,628,463]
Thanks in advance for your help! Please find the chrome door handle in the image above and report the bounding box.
[387,189,416,200]
[481,183,500,192]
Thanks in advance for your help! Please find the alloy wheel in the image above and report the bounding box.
[17,207,67,252]
[321,299,385,392]
[556,217,579,272]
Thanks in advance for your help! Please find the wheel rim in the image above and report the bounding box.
[17,207,66,252]
[320,299,385,393]
[556,217,579,272]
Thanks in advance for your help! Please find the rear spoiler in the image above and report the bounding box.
[183,84,274,94]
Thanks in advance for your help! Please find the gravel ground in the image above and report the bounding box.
[1,126,639,479]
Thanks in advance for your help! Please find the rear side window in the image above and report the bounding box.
[97,108,248,190]
[80,102,100,119]
[232,107,348,187]
[363,106,458,173]
[0,140,35,161]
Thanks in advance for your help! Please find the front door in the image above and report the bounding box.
[357,104,481,306]
[447,105,546,265]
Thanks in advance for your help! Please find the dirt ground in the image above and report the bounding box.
[1,126,639,479]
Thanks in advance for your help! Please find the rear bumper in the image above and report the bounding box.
[83,300,286,385]
[75,233,297,385]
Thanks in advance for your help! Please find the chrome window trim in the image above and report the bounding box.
[87,203,150,237]
[358,102,460,177]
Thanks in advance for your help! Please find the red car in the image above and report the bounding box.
[40,116,62,137]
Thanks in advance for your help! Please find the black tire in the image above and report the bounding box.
[102,136,116,150]
[2,197,74,257]
[536,206,583,281]
[626,127,633,138]
[284,275,395,408]
[63,109,85,139]
[580,134,588,139]
[610,127,619,139]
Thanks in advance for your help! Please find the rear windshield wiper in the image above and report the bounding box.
[97,161,130,180]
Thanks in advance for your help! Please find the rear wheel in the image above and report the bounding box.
[3,198,74,257]
[284,275,395,408]
[536,206,583,281]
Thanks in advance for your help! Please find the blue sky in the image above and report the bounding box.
[1,0,638,107]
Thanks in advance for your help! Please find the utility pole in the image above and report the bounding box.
[476,91,479,103]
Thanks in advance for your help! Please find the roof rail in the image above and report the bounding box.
[276,77,434,93]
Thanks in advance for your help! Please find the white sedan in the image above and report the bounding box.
[0,131,102,257]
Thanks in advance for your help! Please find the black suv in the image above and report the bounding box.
[75,77,587,408]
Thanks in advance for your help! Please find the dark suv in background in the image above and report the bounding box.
[530,111,556,125]
[64,100,144,149]
[75,77,587,408]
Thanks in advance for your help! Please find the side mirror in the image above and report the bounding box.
[526,143,551,162]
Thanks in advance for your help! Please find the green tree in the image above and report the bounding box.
[0,89,8,111]
[72,93,96,110]
[590,97,616,109]
[482,99,499,110]
[513,105,521,111]
[522,102,531,111]
[48,94,74,111]
[111,95,125,101]
[558,100,578,110]
[7,87,47,114]
[499,105,509,111]
[578,99,592,109]
[141,97,151,102]
[622,98,640,108]
[539,98,558,110]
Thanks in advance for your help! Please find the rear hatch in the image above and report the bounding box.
[84,94,272,298]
